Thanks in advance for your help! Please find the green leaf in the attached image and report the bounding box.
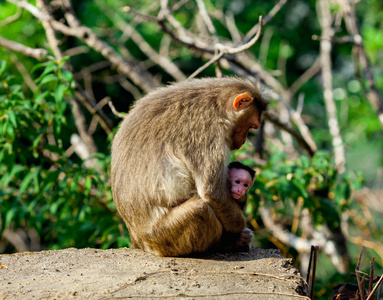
[291,178,308,198]
[54,84,67,104]
[18,171,35,195]
[33,91,49,107]
[0,164,24,188]
[84,176,92,197]
[32,127,47,149]
[6,110,17,128]
[5,208,17,228]
[61,70,73,82]
[0,60,6,75]
[35,62,57,81]
[40,73,58,85]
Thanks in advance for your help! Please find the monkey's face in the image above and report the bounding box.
[231,111,261,150]
[230,91,263,150]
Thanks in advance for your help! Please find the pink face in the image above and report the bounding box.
[228,168,255,200]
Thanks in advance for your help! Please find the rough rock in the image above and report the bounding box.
[0,247,308,299]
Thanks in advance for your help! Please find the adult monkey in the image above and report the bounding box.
[111,77,268,256]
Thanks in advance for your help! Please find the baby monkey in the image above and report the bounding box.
[228,161,256,210]
[173,161,255,209]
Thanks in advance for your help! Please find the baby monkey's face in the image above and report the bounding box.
[228,168,255,200]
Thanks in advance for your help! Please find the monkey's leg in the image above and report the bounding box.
[142,197,223,257]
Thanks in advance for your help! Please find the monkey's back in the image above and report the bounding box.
[110,77,259,232]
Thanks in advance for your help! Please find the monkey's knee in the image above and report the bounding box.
[189,200,222,231]
[187,200,223,248]
[147,200,223,256]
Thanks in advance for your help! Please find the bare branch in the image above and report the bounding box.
[97,0,186,81]
[264,112,316,157]
[0,35,48,59]
[74,85,114,135]
[290,57,321,96]
[108,100,125,119]
[196,0,218,40]
[188,51,224,80]
[35,0,63,60]
[224,11,242,45]
[259,205,348,273]
[317,0,345,173]
[215,16,263,54]
[5,0,49,20]
[2,229,28,253]
[243,0,287,43]
[10,53,37,92]
[11,0,159,92]
[69,98,98,156]
[355,246,365,300]
[0,7,22,27]
[366,275,383,300]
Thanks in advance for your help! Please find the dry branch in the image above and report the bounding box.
[317,0,345,173]
[259,205,349,273]
[0,35,48,59]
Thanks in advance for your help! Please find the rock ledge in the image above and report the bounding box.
[0,247,309,299]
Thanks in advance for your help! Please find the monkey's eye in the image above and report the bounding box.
[244,184,249,188]
[235,180,240,184]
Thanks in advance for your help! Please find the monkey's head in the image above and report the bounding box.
[229,87,268,150]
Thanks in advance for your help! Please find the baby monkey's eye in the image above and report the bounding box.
[235,180,240,184]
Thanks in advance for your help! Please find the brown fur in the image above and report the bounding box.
[111,77,268,256]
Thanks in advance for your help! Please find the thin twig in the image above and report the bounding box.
[168,0,189,14]
[264,112,316,157]
[368,258,375,297]
[366,276,383,300]
[108,100,125,119]
[243,0,287,43]
[311,246,319,300]
[355,246,365,300]
[215,16,263,54]
[196,0,218,40]
[99,0,186,81]
[188,51,224,80]
[10,53,37,92]
[290,57,321,96]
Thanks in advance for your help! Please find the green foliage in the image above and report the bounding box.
[244,150,363,231]
[0,59,130,251]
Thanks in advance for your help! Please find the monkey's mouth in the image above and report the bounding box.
[231,193,241,200]
[249,123,260,130]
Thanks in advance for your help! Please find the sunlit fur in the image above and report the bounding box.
[111,77,269,256]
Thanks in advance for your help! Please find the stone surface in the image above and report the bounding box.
[0,247,309,299]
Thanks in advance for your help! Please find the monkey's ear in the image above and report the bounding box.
[233,92,253,110]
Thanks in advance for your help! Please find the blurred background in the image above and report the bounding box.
[0,0,382,298]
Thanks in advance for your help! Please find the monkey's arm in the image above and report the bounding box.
[196,170,246,233]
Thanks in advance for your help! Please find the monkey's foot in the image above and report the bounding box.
[218,228,253,253]
[235,228,253,248]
